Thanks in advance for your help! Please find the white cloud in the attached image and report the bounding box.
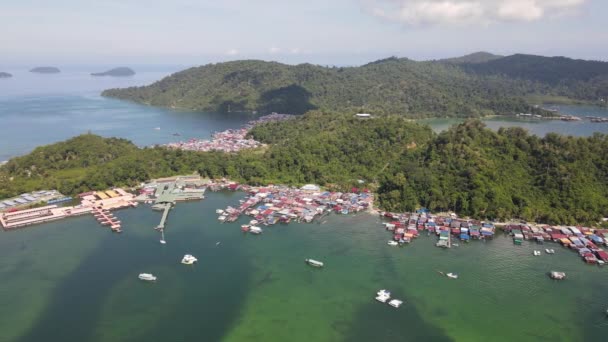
[226,48,239,56]
[364,0,586,26]
[290,48,302,54]
[269,47,282,54]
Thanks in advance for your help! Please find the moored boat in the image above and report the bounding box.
[387,240,398,246]
[249,226,263,234]
[549,271,566,280]
[375,289,391,303]
[138,273,157,282]
[533,250,541,256]
[181,254,198,265]
[305,259,324,267]
[446,273,458,279]
[388,299,403,308]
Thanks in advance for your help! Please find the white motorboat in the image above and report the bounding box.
[250,220,259,225]
[216,209,225,214]
[545,249,555,254]
[181,254,198,265]
[533,250,541,256]
[388,299,403,308]
[305,259,324,267]
[387,241,398,246]
[375,289,391,303]
[218,215,227,222]
[160,239,166,244]
[249,226,263,234]
[549,271,566,280]
[446,273,459,279]
[138,273,157,282]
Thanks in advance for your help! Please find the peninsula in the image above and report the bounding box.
[102,53,608,117]
[91,67,135,77]
[29,66,60,74]
[0,72,12,78]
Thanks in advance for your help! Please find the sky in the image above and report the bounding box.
[0,0,606,67]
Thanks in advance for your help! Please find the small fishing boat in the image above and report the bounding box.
[181,254,198,265]
[388,299,403,308]
[138,273,157,282]
[387,241,398,246]
[446,273,458,279]
[305,259,324,268]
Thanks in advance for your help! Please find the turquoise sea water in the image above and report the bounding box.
[0,69,259,161]
[1,192,607,342]
[419,105,608,137]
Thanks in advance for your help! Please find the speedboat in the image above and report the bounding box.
[181,254,198,265]
[138,273,157,282]
[446,273,459,279]
[533,250,541,256]
[388,299,403,308]
[216,209,225,214]
[549,271,566,280]
[305,259,324,267]
[160,239,166,244]
[218,215,227,222]
[375,289,391,303]
[545,249,555,254]
[387,241,398,246]
[250,220,259,225]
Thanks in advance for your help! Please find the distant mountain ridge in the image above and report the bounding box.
[102,53,608,117]
[439,51,504,64]
[30,67,60,74]
[0,72,12,78]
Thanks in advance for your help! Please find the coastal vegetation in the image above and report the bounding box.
[102,53,608,116]
[2,112,608,225]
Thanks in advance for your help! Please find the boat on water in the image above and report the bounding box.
[533,250,541,256]
[160,239,166,244]
[375,289,391,303]
[446,273,458,279]
[250,219,259,225]
[138,273,157,282]
[545,249,555,254]
[216,241,221,246]
[388,299,403,308]
[181,254,198,265]
[218,215,226,222]
[216,209,225,214]
[154,127,161,130]
[549,271,566,280]
[305,259,324,267]
[387,240,398,246]
[249,226,263,234]
[241,224,251,232]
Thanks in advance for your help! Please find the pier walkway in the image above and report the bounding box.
[156,203,172,230]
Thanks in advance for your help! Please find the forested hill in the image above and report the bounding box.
[103,54,608,117]
[102,58,544,118]
[459,54,608,101]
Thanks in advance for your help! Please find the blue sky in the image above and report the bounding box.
[0,0,606,66]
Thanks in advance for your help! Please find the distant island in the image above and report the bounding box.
[91,67,135,77]
[102,52,608,117]
[0,72,12,78]
[30,67,61,74]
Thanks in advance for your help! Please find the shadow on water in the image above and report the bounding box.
[341,299,454,342]
[16,225,253,342]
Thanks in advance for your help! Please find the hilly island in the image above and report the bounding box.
[102,53,608,117]
[2,112,607,226]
